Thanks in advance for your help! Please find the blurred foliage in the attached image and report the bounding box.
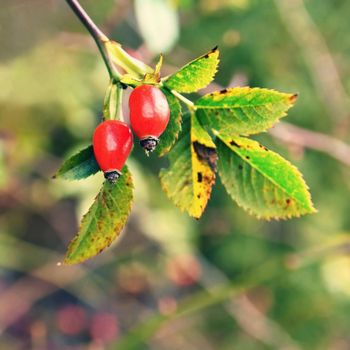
[0,0,350,349]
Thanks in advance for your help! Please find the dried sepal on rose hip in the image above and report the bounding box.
[93,120,133,184]
[129,85,170,153]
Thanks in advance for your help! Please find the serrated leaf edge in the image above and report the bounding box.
[63,168,134,265]
[163,47,220,93]
[196,87,297,109]
[216,135,316,220]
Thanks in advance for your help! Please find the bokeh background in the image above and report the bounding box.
[1,0,350,349]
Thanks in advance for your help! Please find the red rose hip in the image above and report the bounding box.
[93,120,133,183]
[129,85,170,153]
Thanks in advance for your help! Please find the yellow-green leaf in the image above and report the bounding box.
[160,114,217,218]
[216,134,316,220]
[64,166,134,265]
[196,87,297,136]
[163,47,220,93]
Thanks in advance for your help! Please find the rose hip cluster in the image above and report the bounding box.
[93,85,170,184]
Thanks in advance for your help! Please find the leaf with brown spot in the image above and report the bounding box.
[64,166,134,265]
[196,87,297,136]
[160,114,216,219]
[193,141,217,171]
[216,134,316,220]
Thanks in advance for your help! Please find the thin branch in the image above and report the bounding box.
[275,0,350,135]
[270,122,350,166]
[65,0,119,80]
[65,0,107,41]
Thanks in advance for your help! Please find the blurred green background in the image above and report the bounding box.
[1,0,350,349]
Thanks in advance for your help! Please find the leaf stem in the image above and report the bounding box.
[170,89,196,110]
[65,0,120,81]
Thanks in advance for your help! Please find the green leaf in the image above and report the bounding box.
[216,134,316,220]
[54,145,100,181]
[156,88,182,157]
[160,114,217,218]
[163,47,219,93]
[64,166,134,265]
[196,87,297,136]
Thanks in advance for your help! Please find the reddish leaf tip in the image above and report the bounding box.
[290,93,299,103]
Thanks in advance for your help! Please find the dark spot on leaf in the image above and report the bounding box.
[238,165,243,170]
[193,141,218,171]
[285,198,293,210]
[220,89,228,94]
[197,172,203,183]
[264,147,269,151]
[204,54,209,59]
[203,175,212,183]
[230,140,240,148]
[183,180,191,187]
[245,156,250,160]
[211,45,218,52]
[197,194,201,199]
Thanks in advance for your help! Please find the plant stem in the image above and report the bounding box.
[170,89,195,110]
[65,0,120,81]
